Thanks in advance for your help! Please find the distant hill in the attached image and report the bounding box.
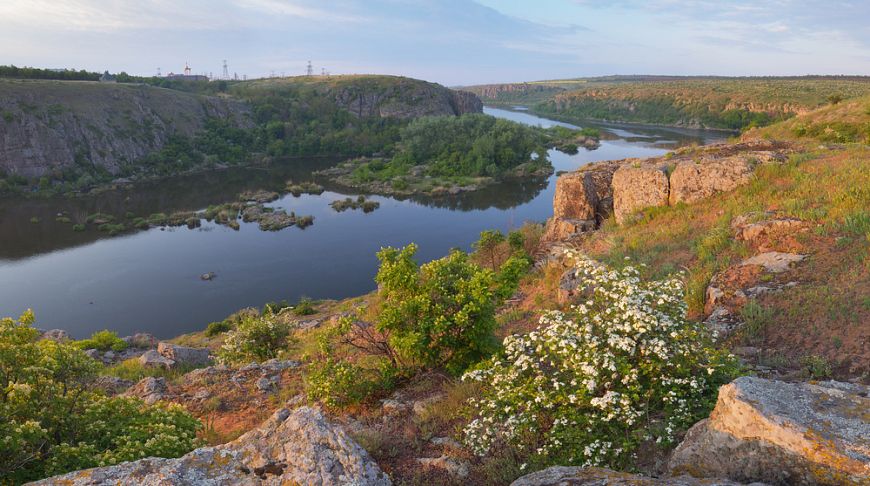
[464,75,870,130]
[0,75,482,193]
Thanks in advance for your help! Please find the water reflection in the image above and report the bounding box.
[0,108,726,337]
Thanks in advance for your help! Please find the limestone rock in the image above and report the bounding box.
[139,349,175,369]
[125,376,168,405]
[740,252,805,273]
[510,466,758,485]
[157,342,212,367]
[28,406,392,485]
[669,377,870,485]
[612,164,669,224]
[544,162,618,241]
[669,157,754,206]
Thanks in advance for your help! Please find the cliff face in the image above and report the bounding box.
[320,77,482,119]
[0,79,252,178]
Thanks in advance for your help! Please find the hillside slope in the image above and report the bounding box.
[546,99,870,379]
[467,76,870,130]
[0,79,251,179]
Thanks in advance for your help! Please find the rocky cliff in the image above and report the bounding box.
[0,79,252,178]
[544,141,790,241]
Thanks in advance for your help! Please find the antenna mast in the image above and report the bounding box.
[222,60,229,80]
[306,60,313,76]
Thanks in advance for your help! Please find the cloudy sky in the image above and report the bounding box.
[1,0,868,85]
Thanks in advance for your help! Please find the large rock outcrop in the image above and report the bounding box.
[510,466,758,485]
[0,79,251,178]
[29,406,392,485]
[544,142,791,239]
[612,163,669,224]
[543,161,618,240]
[668,157,754,205]
[669,377,870,485]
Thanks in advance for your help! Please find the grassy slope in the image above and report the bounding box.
[571,101,870,378]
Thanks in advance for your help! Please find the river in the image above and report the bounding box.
[0,107,726,338]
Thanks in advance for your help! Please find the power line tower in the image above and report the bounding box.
[222,60,229,80]
[156,67,161,77]
[306,60,313,76]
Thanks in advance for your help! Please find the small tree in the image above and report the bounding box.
[473,230,507,271]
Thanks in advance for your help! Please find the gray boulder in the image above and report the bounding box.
[40,329,70,342]
[28,406,391,485]
[124,376,168,405]
[669,377,870,485]
[510,466,760,485]
[157,342,212,367]
[138,349,175,369]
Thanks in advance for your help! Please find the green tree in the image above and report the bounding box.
[473,230,507,271]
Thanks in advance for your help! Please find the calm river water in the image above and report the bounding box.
[0,108,726,337]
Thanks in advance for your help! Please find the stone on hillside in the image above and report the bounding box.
[668,157,754,206]
[92,376,134,396]
[83,348,101,360]
[139,349,175,369]
[612,164,669,224]
[157,342,212,367]
[124,332,158,349]
[29,406,392,485]
[40,329,69,342]
[669,377,870,485]
[735,218,805,245]
[510,466,758,485]
[125,376,168,405]
[416,455,470,479]
[740,252,805,273]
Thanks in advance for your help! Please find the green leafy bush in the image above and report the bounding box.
[216,314,292,364]
[463,251,739,470]
[73,329,128,352]
[0,311,201,483]
[375,244,500,375]
[204,320,233,337]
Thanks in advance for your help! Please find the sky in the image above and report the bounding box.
[1,0,868,86]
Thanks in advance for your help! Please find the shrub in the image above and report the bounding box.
[204,320,232,337]
[292,297,317,316]
[800,355,832,379]
[216,314,292,364]
[0,311,201,483]
[374,244,500,375]
[304,358,371,408]
[463,251,739,470]
[74,329,128,352]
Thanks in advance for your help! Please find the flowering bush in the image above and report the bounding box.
[217,313,292,364]
[463,251,739,470]
[0,310,201,483]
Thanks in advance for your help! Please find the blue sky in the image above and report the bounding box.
[1,0,868,85]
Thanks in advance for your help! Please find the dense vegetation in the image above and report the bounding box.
[349,114,549,184]
[0,311,201,484]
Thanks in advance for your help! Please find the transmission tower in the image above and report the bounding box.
[222,60,229,80]
[306,60,313,76]
[156,67,161,77]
